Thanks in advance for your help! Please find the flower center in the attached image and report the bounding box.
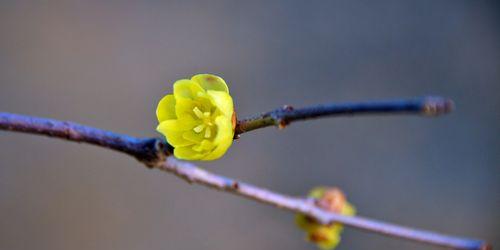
[192,106,214,138]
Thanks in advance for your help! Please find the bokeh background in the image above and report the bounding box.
[0,1,498,250]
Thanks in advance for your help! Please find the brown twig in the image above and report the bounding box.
[235,96,454,135]
[0,97,491,250]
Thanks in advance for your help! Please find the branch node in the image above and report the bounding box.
[282,105,294,111]
[231,181,240,190]
[134,138,171,167]
[278,119,289,129]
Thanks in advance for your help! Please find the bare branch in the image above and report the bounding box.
[235,96,454,135]
[0,102,491,250]
[157,158,490,250]
[0,112,169,164]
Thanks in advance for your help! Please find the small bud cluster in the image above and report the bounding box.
[295,187,355,250]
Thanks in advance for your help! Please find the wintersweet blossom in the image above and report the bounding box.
[156,74,235,160]
[295,187,355,250]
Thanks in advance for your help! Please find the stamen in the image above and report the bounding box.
[193,124,205,133]
[203,112,210,117]
[193,107,204,118]
[204,127,211,138]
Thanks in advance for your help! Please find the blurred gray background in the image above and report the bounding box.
[0,1,498,250]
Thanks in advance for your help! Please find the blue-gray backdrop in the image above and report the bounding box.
[0,1,498,250]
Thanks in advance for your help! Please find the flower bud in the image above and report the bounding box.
[295,187,355,250]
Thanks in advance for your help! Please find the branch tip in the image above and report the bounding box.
[421,96,455,116]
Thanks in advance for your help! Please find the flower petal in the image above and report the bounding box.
[157,118,197,132]
[174,146,206,160]
[213,116,234,144]
[309,227,341,250]
[175,98,198,118]
[177,116,199,129]
[202,116,233,160]
[342,202,356,216]
[156,94,176,122]
[191,140,215,152]
[199,139,215,150]
[157,121,195,147]
[182,130,204,143]
[173,79,205,100]
[308,187,326,199]
[207,90,234,117]
[295,214,318,231]
[191,74,229,93]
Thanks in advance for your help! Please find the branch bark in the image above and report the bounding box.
[0,97,490,250]
[235,96,454,135]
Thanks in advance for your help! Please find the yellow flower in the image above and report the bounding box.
[156,74,235,161]
[295,187,355,250]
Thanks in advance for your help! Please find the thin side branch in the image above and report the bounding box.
[235,96,454,135]
[0,98,490,250]
[157,158,489,250]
